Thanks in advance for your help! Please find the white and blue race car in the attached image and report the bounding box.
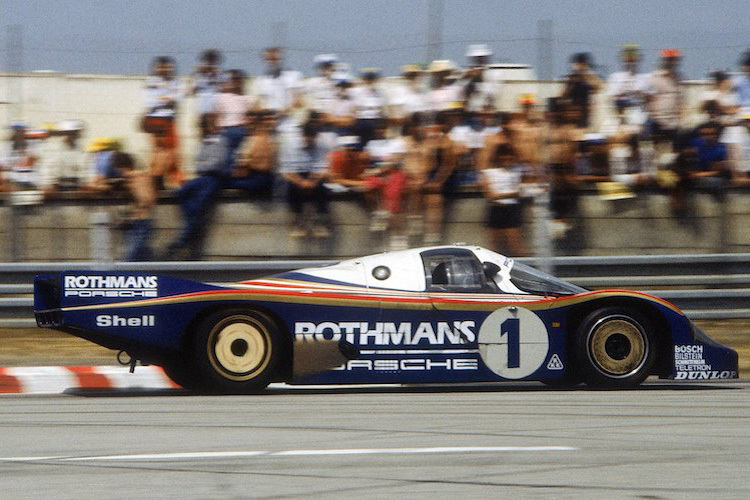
[34,246,739,393]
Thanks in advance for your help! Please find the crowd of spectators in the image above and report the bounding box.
[4,44,750,260]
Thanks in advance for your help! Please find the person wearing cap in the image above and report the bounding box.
[505,97,544,183]
[427,60,463,113]
[461,44,499,114]
[328,135,369,191]
[643,49,684,153]
[390,64,429,124]
[349,68,386,149]
[561,52,603,129]
[606,45,648,128]
[40,119,85,193]
[306,54,339,115]
[1,122,35,191]
[83,137,126,193]
[326,74,356,136]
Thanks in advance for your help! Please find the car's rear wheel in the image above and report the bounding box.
[193,309,280,394]
[575,307,656,389]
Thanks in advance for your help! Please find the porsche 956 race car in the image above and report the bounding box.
[34,246,738,393]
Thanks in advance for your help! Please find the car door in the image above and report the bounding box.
[421,248,552,381]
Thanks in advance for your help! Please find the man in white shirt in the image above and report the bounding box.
[606,45,648,128]
[306,54,338,115]
[390,64,429,123]
[252,47,304,120]
[721,114,750,185]
[462,44,499,113]
[349,68,386,148]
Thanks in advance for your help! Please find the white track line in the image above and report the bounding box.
[1,446,577,463]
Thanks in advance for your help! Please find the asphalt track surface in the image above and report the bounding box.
[1,381,749,499]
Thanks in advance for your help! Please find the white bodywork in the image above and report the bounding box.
[294,246,526,294]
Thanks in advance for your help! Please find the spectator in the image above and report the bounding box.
[40,120,85,194]
[142,56,183,188]
[326,73,357,137]
[350,68,386,149]
[721,113,750,185]
[113,152,156,261]
[644,49,684,156]
[546,98,583,239]
[215,69,254,176]
[462,44,499,113]
[307,53,339,115]
[732,50,750,114]
[606,45,648,129]
[422,111,458,244]
[400,113,431,238]
[252,47,304,123]
[603,100,649,187]
[362,120,408,245]
[576,134,611,184]
[562,52,603,129]
[506,96,545,183]
[446,104,481,184]
[701,70,739,125]
[428,60,462,113]
[328,135,369,191]
[280,116,333,238]
[232,111,278,198]
[479,143,525,256]
[83,137,125,193]
[0,122,41,191]
[390,64,429,124]
[166,113,225,260]
[189,49,224,120]
[690,121,732,197]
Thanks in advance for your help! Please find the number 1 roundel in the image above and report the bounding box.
[478,306,549,379]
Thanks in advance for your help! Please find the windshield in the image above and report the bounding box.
[509,262,586,296]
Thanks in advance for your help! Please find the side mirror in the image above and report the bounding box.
[482,261,501,280]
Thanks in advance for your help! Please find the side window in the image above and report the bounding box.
[424,253,492,292]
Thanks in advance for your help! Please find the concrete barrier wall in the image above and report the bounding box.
[3,190,748,261]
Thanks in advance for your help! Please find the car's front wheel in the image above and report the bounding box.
[575,307,656,389]
[193,309,280,394]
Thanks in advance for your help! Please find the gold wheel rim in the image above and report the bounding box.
[208,316,272,381]
[589,317,647,377]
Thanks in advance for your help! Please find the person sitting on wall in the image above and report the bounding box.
[230,110,278,201]
[164,113,226,260]
[112,152,156,261]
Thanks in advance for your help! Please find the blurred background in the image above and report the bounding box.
[1,0,750,262]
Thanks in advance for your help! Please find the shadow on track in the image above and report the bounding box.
[61,380,744,397]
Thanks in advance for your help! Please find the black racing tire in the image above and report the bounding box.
[192,309,280,394]
[540,371,583,388]
[574,307,656,389]
[162,357,199,391]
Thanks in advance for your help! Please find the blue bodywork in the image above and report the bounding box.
[33,261,739,386]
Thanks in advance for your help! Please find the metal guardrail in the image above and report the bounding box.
[1,254,749,327]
